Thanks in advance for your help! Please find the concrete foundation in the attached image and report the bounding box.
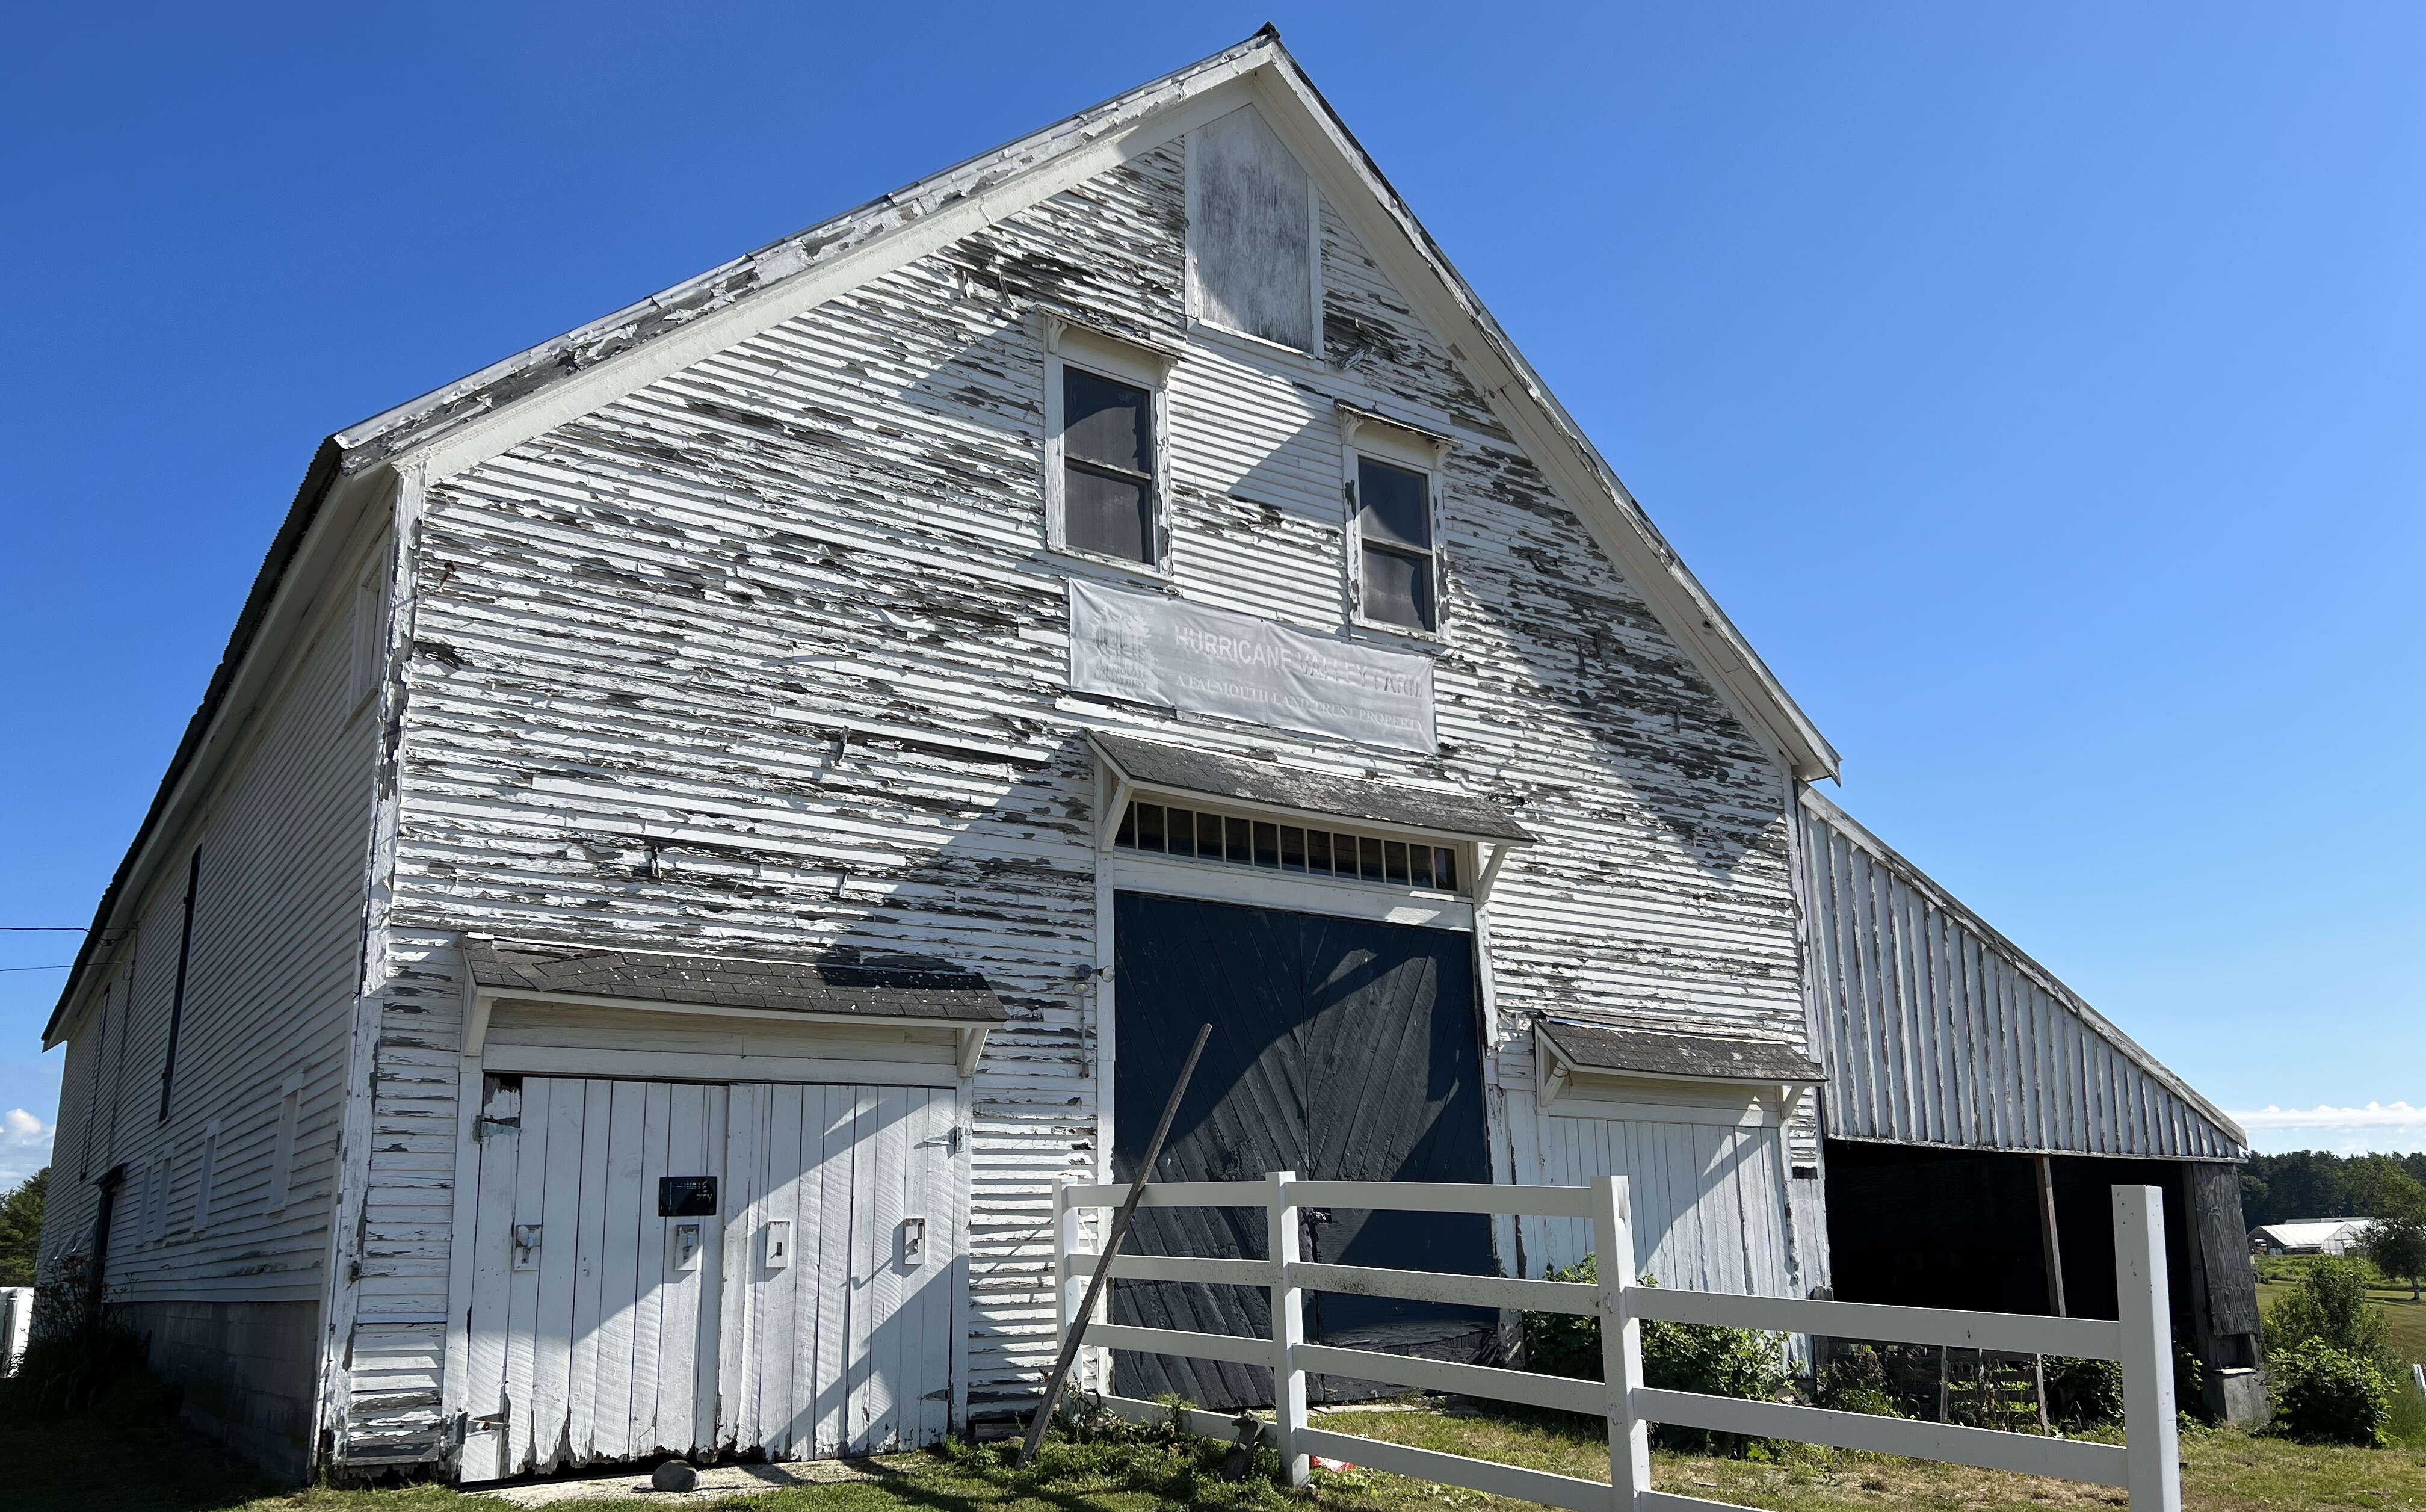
[2208,1365,2268,1429]
[113,1298,319,1483]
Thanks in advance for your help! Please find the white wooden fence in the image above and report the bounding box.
[1051,1174,2181,1511]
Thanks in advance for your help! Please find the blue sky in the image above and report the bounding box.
[2,3,2421,1179]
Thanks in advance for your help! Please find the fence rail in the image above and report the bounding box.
[1051,1173,2181,1511]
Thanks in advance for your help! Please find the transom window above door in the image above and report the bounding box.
[1113,797,1463,894]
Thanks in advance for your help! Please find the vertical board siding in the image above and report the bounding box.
[458,1076,957,1481]
[37,576,377,1311]
[349,125,1810,1458]
[1799,791,2241,1161]
[1532,1111,1797,1298]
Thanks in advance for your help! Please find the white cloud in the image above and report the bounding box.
[0,1108,51,1187]
[2229,1102,2426,1156]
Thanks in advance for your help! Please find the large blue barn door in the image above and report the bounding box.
[1108,892,1495,1407]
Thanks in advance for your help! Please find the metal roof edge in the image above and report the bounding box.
[1798,786,2249,1152]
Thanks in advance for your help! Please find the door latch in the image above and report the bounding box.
[900,1215,928,1267]
[511,1223,542,1271]
[672,1220,703,1272]
[764,1218,793,1270]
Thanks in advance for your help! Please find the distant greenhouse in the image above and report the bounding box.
[2249,1218,2375,1256]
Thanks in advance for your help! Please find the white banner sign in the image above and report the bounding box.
[1069,581,1436,753]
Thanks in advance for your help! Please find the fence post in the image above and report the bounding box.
[1050,1176,1072,1395]
[1268,1170,1309,1487]
[1591,1174,1649,1511]
[2112,1185,2181,1511]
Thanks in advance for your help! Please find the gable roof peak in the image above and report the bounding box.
[48,29,1836,1038]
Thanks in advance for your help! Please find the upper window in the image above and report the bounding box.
[1342,408,1453,635]
[1043,319,1173,571]
[1188,107,1318,353]
[1355,457,1436,632]
[1063,368,1155,563]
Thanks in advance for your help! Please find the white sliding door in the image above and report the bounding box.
[720,1083,958,1459]
[459,1075,959,1482]
[1534,1105,1796,1297]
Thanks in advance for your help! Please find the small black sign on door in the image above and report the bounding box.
[658,1176,717,1216]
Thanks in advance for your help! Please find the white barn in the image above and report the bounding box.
[31,28,2257,1482]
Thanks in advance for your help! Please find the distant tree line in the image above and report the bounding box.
[2242,1150,2426,1227]
[0,1167,42,1286]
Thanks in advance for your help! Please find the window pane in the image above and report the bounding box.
[1200,811,1226,859]
[1225,815,1252,863]
[1362,544,1435,630]
[1280,826,1306,871]
[1066,464,1153,564]
[1384,841,1410,884]
[1410,845,1433,889]
[1307,831,1332,874]
[1115,804,1137,848]
[1165,807,1194,858]
[1435,847,1458,892]
[1359,836,1385,881]
[1137,803,1165,852]
[1063,368,1150,473]
[1357,457,1430,548]
[1253,821,1279,868]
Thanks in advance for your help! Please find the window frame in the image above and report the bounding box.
[348,551,386,715]
[1041,316,1176,577]
[266,1072,304,1215]
[191,1118,223,1234]
[1184,110,1325,359]
[1340,407,1455,639]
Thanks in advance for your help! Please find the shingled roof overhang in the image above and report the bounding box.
[465,937,1007,1023]
[1539,1018,1826,1086]
[461,938,1005,1075]
[47,25,1836,1043]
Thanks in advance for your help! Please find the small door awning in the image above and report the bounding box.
[462,937,1004,1072]
[1535,1017,1824,1109]
[1088,732,1534,844]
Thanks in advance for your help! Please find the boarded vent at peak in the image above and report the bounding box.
[1190,107,1316,353]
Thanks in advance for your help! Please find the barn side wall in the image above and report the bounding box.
[334,123,1810,1465]
[34,526,387,1483]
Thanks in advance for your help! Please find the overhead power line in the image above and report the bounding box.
[0,964,73,973]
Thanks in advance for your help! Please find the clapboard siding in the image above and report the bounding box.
[336,123,1806,1454]
[1799,789,2244,1161]
[37,556,379,1311]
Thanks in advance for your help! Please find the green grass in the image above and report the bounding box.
[8,1390,2426,1512]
